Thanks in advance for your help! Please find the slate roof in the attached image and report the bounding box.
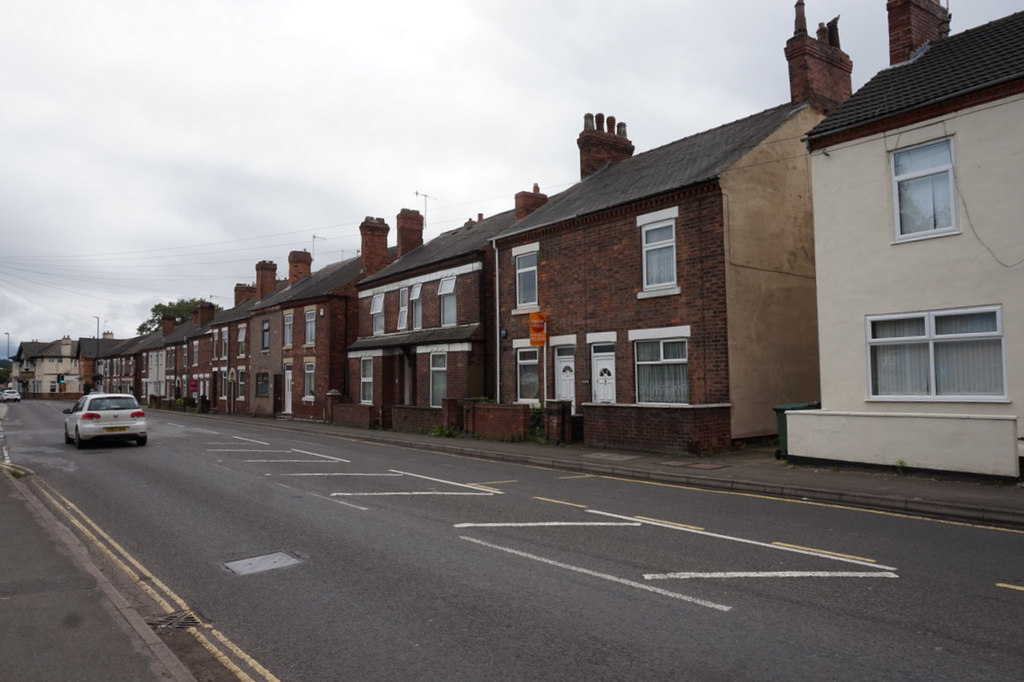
[254,254,366,309]
[500,102,806,239]
[359,210,517,287]
[347,324,482,351]
[807,11,1024,142]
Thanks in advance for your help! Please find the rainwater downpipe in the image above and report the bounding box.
[492,239,501,402]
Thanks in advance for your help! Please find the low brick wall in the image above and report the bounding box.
[392,405,442,434]
[466,403,531,441]
[582,403,731,455]
[332,403,377,429]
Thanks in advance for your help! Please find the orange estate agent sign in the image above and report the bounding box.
[529,313,547,346]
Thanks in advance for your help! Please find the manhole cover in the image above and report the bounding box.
[224,551,303,575]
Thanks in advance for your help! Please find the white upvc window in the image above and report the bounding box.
[639,207,679,293]
[212,329,220,359]
[237,370,246,398]
[371,293,385,335]
[283,313,293,346]
[867,306,1004,400]
[430,353,447,408]
[304,310,316,344]
[892,138,957,241]
[191,341,199,366]
[398,288,409,330]
[438,277,456,327]
[237,325,246,357]
[303,362,315,397]
[411,284,423,330]
[517,348,540,402]
[360,357,373,403]
[516,252,538,307]
[635,339,688,404]
[221,327,228,358]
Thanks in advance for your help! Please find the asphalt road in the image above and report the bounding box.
[6,400,1024,680]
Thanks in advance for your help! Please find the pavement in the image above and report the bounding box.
[2,404,1023,681]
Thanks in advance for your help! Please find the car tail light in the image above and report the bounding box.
[131,410,146,418]
[81,412,102,420]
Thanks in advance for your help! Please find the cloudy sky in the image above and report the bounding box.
[1,0,1019,355]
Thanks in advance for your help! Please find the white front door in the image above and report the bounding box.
[555,347,576,413]
[592,345,615,404]
[283,363,293,413]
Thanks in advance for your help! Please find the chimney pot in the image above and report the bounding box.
[515,183,549,220]
[576,112,635,179]
[785,5,852,114]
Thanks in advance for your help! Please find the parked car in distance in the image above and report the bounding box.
[63,393,147,448]
[2,388,21,402]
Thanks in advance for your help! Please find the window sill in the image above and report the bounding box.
[867,396,1010,404]
[512,305,541,316]
[637,286,681,300]
[892,228,959,245]
[301,396,315,403]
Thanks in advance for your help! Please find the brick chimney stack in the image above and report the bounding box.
[288,250,312,284]
[784,1,853,115]
[396,208,424,257]
[515,183,548,220]
[577,113,634,179]
[360,217,390,275]
[234,283,256,306]
[161,313,176,336]
[192,301,216,327]
[887,0,951,65]
[255,260,277,300]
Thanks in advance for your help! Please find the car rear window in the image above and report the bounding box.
[89,397,140,411]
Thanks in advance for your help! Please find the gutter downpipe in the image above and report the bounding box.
[492,238,501,403]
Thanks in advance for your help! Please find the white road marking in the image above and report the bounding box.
[587,509,898,572]
[460,536,731,612]
[233,436,269,445]
[291,449,351,463]
[331,491,495,497]
[454,522,642,528]
[645,570,899,580]
[211,449,293,453]
[389,469,505,494]
[282,472,402,477]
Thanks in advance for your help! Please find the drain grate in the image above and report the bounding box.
[223,551,304,575]
[147,611,201,631]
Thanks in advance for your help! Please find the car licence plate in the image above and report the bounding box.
[104,426,128,432]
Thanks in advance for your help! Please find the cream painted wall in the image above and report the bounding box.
[798,94,1024,474]
[721,106,823,438]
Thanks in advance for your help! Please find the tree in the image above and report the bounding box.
[137,298,222,335]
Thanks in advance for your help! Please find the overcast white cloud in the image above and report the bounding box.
[1,0,1019,355]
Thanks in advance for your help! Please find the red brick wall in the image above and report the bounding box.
[583,404,731,455]
[497,186,730,407]
[392,405,440,433]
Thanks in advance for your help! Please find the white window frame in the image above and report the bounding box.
[212,329,220,359]
[430,352,447,408]
[398,287,409,330]
[411,284,423,330]
[634,339,688,404]
[517,347,540,403]
[283,313,293,347]
[237,325,246,357]
[303,362,315,398]
[514,243,539,309]
[438,277,456,327]
[237,369,246,398]
[304,310,316,345]
[639,207,679,295]
[371,293,385,335]
[866,306,1005,401]
[360,357,373,404]
[891,138,957,242]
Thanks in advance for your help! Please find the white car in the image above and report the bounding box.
[2,388,20,402]
[63,393,148,448]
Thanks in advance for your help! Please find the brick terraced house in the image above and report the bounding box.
[491,2,852,454]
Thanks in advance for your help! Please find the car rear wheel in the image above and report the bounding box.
[136,436,147,446]
[64,425,74,444]
[74,428,86,450]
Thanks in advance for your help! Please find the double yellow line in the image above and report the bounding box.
[33,478,279,682]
